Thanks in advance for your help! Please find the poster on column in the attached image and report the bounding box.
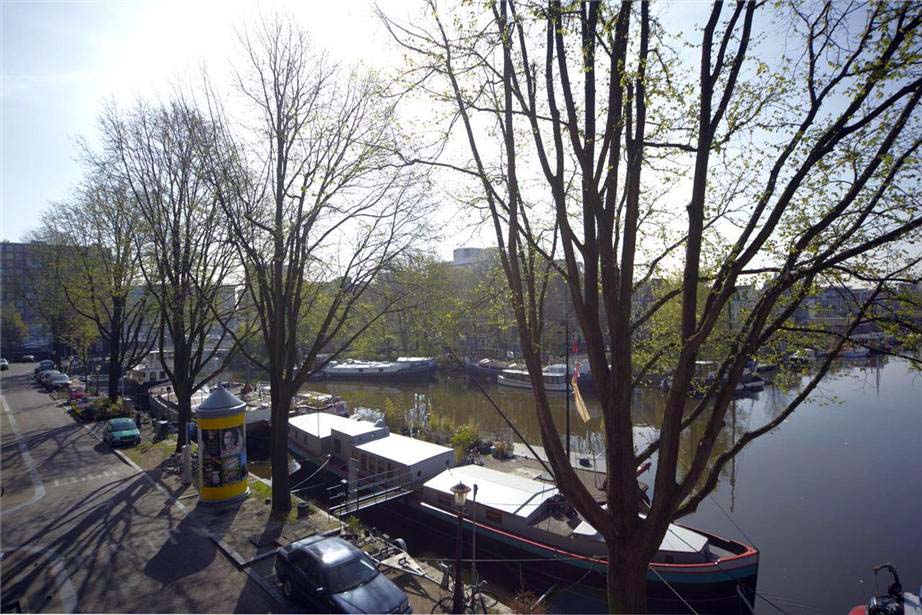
[201,425,247,488]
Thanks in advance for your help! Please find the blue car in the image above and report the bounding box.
[103,417,141,447]
[275,535,411,613]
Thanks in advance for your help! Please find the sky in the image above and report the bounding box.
[1,0,438,248]
[4,2,912,275]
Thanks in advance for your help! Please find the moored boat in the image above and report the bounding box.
[464,357,517,381]
[401,464,758,613]
[498,363,571,392]
[848,564,921,615]
[322,357,437,381]
[838,345,871,359]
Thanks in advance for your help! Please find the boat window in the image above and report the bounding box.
[360,454,367,471]
[486,509,503,524]
[333,439,342,454]
[378,368,383,372]
[437,493,452,507]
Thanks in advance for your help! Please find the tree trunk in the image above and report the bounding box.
[270,384,292,513]
[608,545,648,614]
[108,301,123,401]
[174,390,191,454]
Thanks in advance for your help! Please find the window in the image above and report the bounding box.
[437,493,452,507]
[333,439,342,454]
[485,509,503,524]
[360,454,367,471]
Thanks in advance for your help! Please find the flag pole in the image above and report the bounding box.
[565,283,571,460]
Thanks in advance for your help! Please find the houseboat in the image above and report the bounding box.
[403,464,759,613]
[838,345,871,359]
[497,364,571,392]
[464,358,517,381]
[321,357,437,381]
[125,350,174,391]
[287,412,454,488]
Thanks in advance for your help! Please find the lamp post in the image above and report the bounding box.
[471,484,479,588]
[451,481,471,614]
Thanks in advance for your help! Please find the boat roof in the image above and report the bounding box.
[396,356,433,362]
[327,359,395,369]
[424,465,558,519]
[290,412,382,439]
[333,418,386,437]
[355,433,453,466]
[572,512,708,553]
[502,364,567,376]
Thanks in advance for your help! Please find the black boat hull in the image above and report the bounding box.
[363,499,758,614]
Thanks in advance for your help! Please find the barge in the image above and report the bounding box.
[322,357,437,381]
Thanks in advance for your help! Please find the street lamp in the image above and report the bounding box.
[451,481,471,614]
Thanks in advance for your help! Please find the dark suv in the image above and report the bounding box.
[274,535,411,613]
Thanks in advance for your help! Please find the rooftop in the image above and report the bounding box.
[424,464,558,519]
[290,412,375,439]
[332,419,386,437]
[355,433,453,466]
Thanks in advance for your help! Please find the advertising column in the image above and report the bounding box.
[195,387,249,504]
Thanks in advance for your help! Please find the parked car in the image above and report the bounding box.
[34,360,55,377]
[0,358,8,371]
[47,373,72,390]
[103,417,141,447]
[274,536,410,614]
[21,354,35,362]
[38,369,61,385]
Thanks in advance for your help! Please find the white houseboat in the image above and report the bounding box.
[322,357,437,381]
[288,412,454,488]
[497,364,571,392]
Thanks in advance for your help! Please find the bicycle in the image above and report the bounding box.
[430,571,499,614]
[160,451,198,476]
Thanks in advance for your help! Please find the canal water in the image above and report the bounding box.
[299,356,921,614]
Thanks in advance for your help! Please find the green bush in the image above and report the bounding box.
[450,423,479,452]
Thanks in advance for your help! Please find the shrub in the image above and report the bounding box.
[450,423,479,453]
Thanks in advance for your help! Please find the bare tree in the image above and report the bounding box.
[205,19,429,513]
[38,170,155,401]
[383,0,921,611]
[100,98,242,452]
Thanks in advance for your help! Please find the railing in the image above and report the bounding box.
[328,466,415,516]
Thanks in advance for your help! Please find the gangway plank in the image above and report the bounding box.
[330,485,414,515]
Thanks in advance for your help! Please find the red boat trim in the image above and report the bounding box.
[420,501,758,573]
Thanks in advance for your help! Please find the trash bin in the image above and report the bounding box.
[155,420,169,440]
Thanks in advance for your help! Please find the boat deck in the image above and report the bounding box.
[481,454,611,502]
